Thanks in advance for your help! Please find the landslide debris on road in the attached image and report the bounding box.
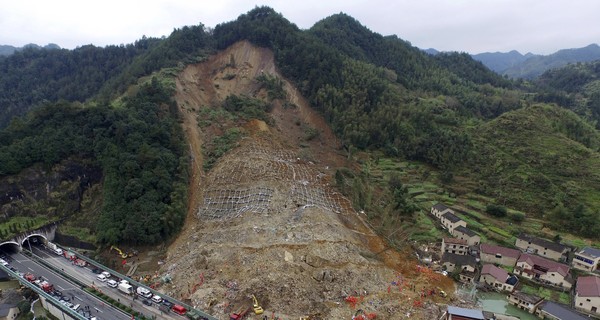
[161,40,453,319]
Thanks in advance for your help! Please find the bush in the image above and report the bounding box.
[486,204,507,217]
[509,212,525,222]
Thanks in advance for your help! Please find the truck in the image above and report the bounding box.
[47,242,63,255]
[117,282,133,295]
[39,281,53,293]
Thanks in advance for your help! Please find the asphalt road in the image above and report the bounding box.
[8,249,129,320]
[28,245,187,320]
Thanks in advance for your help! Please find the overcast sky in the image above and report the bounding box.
[1,0,599,55]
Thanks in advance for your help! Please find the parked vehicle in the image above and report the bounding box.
[96,274,107,282]
[136,286,152,298]
[142,299,152,306]
[106,280,118,288]
[117,282,133,295]
[172,304,187,315]
[151,294,163,303]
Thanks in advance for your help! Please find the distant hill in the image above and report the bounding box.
[0,43,60,56]
[471,50,539,73]
[500,44,600,79]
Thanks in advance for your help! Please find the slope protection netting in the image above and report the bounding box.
[198,140,350,220]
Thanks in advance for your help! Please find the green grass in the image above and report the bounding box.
[521,284,571,304]
[58,226,96,243]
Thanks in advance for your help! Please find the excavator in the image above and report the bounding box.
[252,294,264,315]
[110,245,128,259]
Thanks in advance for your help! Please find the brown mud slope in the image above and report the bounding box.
[164,40,453,319]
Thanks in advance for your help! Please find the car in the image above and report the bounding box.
[142,299,152,306]
[0,259,8,266]
[106,280,118,288]
[161,299,174,309]
[151,294,163,303]
[60,296,71,302]
[96,274,107,282]
[101,271,111,278]
[70,304,80,312]
[91,268,102,274]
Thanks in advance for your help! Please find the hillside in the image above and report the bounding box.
[162,40,453,319]
[503,43,600,79]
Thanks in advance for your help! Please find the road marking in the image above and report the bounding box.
[57,285,65,290]
[27,267,34,272]
[75,296,83,301]
[94,307,103,313]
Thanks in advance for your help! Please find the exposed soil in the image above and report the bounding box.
[157,41,453,319]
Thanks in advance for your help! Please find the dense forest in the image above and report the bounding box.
[0,78,188,244]
[0,6,599,244]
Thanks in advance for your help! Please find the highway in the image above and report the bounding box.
[7,249,129,320]
[27,244,190,320]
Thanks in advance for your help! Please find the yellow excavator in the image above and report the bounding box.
[251,294,264,315]
[110,245,128,259]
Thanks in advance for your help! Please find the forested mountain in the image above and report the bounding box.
[0,43,60,56]
[0,6,599,245]
[0,25,211,128]
[471,50,538,73]
[534,60,600,127]
[502,43,600,79]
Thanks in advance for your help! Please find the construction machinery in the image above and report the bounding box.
[230,306,250,320]
[110,245,128,258]
[251,295,264,315]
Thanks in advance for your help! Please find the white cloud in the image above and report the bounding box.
[0,0,599,54]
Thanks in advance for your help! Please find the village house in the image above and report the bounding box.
[441,252,477,283]
[535,301,589,320]
[574,275,600,316]
[452,225,481,246]
[572,247,600,272]
[440,212,467,234]
[431,203,453,219]
[442,237,468,255]
[508,291,544,313]
[0,304,19,320]
[445,306,492,320]
[514,253,572,289]
[515,233,570,262]
[480,264,518,292]
[479,243,521,267]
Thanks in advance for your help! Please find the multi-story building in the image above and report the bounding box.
[440,212,467,234]
[442,237,468,255]
[514,253,572,289]
[574,276,600,317]
[572,247,600,272]
[515,233,570,262]
[508,291,544,313]
[431,203,453,219]
[480,264,518,292]
[452,225,481,246]
[479,243,521,267]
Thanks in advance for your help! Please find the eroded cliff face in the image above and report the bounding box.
[0,159,101,220]
[159,41,453,319]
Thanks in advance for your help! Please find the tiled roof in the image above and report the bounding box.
[442,211,462,223]
[442,252,477,267]
[444,237,468,245]
[518,233,568,253]
[518,253,570,277]
[447,306,485,319]
[481,264,508,283]
[578,247,600,259]
[576,276,600,297]
[432,203,450,211]
[538,301,588,320]
[455,225,478,237]
[510,291,543,305]
[480,243,521,259]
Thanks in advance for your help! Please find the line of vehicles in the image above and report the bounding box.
[93,268,189,316]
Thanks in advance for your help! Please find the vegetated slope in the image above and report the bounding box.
[163,40,453,319]
[534,60,600,127]
[503,43,600,79]
[468,104,600,236]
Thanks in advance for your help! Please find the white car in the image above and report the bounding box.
[151,294,163,303]
[0,259,8,266]
[96,274,107,282]
[106,279,118,288]
[101,271,111,278]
